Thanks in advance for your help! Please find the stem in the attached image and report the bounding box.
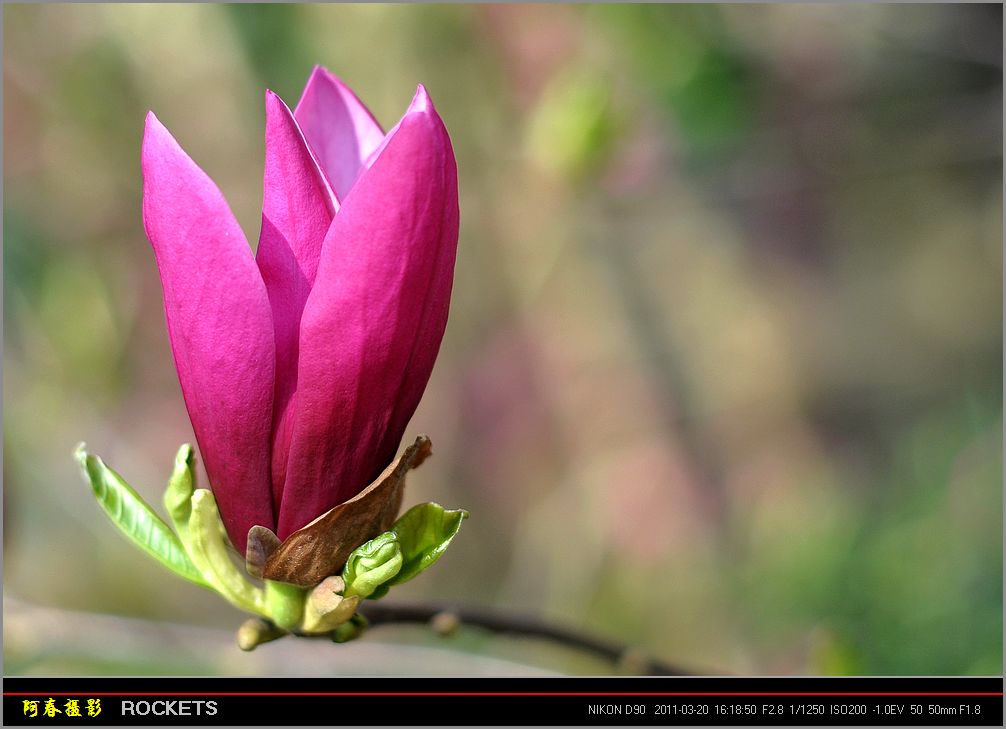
[357,601,697,676]
[264,580,306,631]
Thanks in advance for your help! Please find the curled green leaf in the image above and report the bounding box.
[388,502,468,587]
[342,531,403,599]
[75,443,209,588]
[163,443,196,542]
[186,489,267,617]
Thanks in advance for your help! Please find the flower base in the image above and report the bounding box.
[75,436,467,649]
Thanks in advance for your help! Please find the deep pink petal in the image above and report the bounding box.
[255,91,337,515]
[141,112,276,552]
[294,66,385,203]
[277,86,459,538]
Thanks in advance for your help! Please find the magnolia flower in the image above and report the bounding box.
[142,67,459,554]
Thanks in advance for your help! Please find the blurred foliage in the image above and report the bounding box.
[3,4,1002,676]
[594,4,757,159]
[526,69,619,181]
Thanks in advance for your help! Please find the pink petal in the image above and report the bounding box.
[294,66,386,203]
[142,112,276,552]
[276,85,459,538]
[255,91,337,515]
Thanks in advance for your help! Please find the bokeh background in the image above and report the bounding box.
[3,4,1002,676]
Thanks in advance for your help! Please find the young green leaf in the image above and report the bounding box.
[163,443,196,541]
[187,489,267,616]
[74,443,209,588]
[342,531,403,598]
[388,502,468,586]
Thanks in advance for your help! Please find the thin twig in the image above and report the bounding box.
[4,596,555,676]
[6,595,703,676]
[357,601,697,676]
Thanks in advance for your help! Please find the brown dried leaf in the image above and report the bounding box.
[245,525,282,579]
[262,435,433,587]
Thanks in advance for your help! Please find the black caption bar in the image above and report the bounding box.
[4,676,1002,726]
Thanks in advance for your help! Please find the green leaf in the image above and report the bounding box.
[388,502,468,586]
[186,489,267,616]
[74,443,209,588]
[163,444,196,541]
[342,531,403,599]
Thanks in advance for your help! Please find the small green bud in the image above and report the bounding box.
[237,618,287,651]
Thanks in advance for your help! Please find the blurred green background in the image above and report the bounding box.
[3,4,1002,676]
